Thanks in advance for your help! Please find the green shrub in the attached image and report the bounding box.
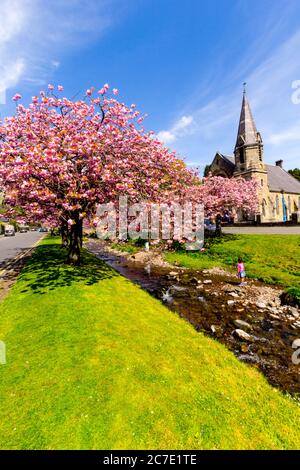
[281,287,300,307]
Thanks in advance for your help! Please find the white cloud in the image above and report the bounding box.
[0,59,25,98]
[173,115,193,131]
[0,0,115,102]
[267,121,300,145]
[51,60,61,69]
[157,115,194,144]
[156,130,176,144]
[169,27,300,169]
[245,29,300,168]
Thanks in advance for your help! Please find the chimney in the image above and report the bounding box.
[275,159,283,168]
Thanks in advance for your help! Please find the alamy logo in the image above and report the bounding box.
[0,341,6,365]
[291,339,300,365]
[96,196,204,250]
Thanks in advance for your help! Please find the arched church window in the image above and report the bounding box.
[269,197,275,216]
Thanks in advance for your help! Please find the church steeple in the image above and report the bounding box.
[234,86,264,171]
[235,88,258,149]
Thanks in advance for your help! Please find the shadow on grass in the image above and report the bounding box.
[19,242,117,294]
[204,233,240,247]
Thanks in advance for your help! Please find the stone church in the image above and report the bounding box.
[209,90,300,223]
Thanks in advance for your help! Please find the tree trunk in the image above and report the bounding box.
[61,219,69,248]
[79,218,83,248]
[215,215,222,237]
[67,218,82,265]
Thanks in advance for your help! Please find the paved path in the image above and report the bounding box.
[223,226,300,235]
[0,232,44,269]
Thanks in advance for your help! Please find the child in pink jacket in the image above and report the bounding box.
[237,258,246,285]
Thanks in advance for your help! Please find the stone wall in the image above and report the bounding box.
[262,191,300,222]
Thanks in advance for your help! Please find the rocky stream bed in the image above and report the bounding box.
[87,240,300,397]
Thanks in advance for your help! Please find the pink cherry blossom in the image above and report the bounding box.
[0,84,258,265]
[12,94,22,102]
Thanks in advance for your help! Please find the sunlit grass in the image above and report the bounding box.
[165,235,300,289]
[0,237,299,449]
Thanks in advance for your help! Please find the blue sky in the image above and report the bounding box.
[1,0,300,172]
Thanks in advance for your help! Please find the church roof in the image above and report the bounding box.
[212,153,235,176]
[235,92,258,149]
[266,164,300,194]
[222,154,235,165]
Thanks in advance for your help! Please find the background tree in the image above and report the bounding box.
[288,168,300,182]
[203,164,211,177]
[0,85,200,263]
[199,175,258,216]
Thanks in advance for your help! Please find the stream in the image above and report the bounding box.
[87,240,300,396]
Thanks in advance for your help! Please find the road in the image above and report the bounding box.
[0,231,44,270]
[223,226,300,235]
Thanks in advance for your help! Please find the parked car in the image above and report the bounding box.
[4,225,15,236]
[19,225,29,233]
[204,218,216,234]
[38,227,48,232]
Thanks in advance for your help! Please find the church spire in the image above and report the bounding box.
[234,87,264,172]
[235,87,258,150]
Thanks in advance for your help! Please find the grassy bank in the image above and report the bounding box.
[0,237,299,449]
[165,234,300,289]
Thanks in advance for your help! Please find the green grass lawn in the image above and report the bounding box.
[165,235,300,289]
[0,237,299,450]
